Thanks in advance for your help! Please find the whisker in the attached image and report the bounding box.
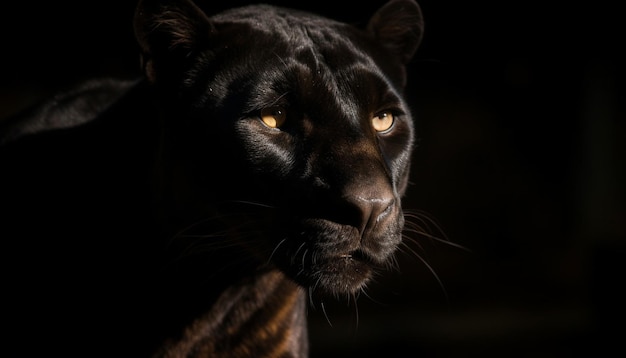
[400,240,449,304]
[308,286,317,310]
[404,226,471,252]
[384,251,401,272]
[351,293,359,332]
[359,286,386,307]
[403,210,472,252]
[169,199,275,244]
[226,200,277,209]
[176,229,261,249]
[300,249,309,272]
[266,237,287,265]
[404,209,446,234]
[170,212,243,241]
[292,242,307,265]
[320,301,333,327]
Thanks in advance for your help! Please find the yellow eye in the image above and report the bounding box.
[372,112,394,132]
[260,107,287,129]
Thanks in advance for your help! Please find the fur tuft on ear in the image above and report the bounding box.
[367,0,424,64]
[134,0,213,83]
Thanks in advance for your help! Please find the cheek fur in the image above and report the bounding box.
[235,119,296,177]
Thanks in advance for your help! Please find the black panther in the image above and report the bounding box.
[0,0,424,356]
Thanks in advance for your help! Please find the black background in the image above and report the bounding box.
[1,1,624,357]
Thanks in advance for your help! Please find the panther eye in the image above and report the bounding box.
[260,107,287,129]
[372,112,394,133]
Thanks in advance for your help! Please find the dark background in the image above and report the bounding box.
[1,0,624,357]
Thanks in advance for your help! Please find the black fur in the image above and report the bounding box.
[1,0,423,356]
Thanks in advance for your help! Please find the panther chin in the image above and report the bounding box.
[269,213,403,296]
[278,247,384,297]
[312,251,376,296]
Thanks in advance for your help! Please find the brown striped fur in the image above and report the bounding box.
[159,271,307,358]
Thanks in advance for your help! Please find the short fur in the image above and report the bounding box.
[0,0,423,356]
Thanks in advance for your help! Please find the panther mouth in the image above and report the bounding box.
[298,248,380,295]
[271,217,399,296]
[339,248,383,266]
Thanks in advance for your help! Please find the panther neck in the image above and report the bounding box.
[157,269,308,358]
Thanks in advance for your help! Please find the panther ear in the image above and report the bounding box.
[367,0,424,64]
[134,0,213,83]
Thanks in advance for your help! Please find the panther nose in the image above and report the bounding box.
[344,190,396,235]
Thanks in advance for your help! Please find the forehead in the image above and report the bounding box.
[211,5,378,69]
[197,5,402,117]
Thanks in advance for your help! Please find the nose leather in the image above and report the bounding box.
[344,192,395,235]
